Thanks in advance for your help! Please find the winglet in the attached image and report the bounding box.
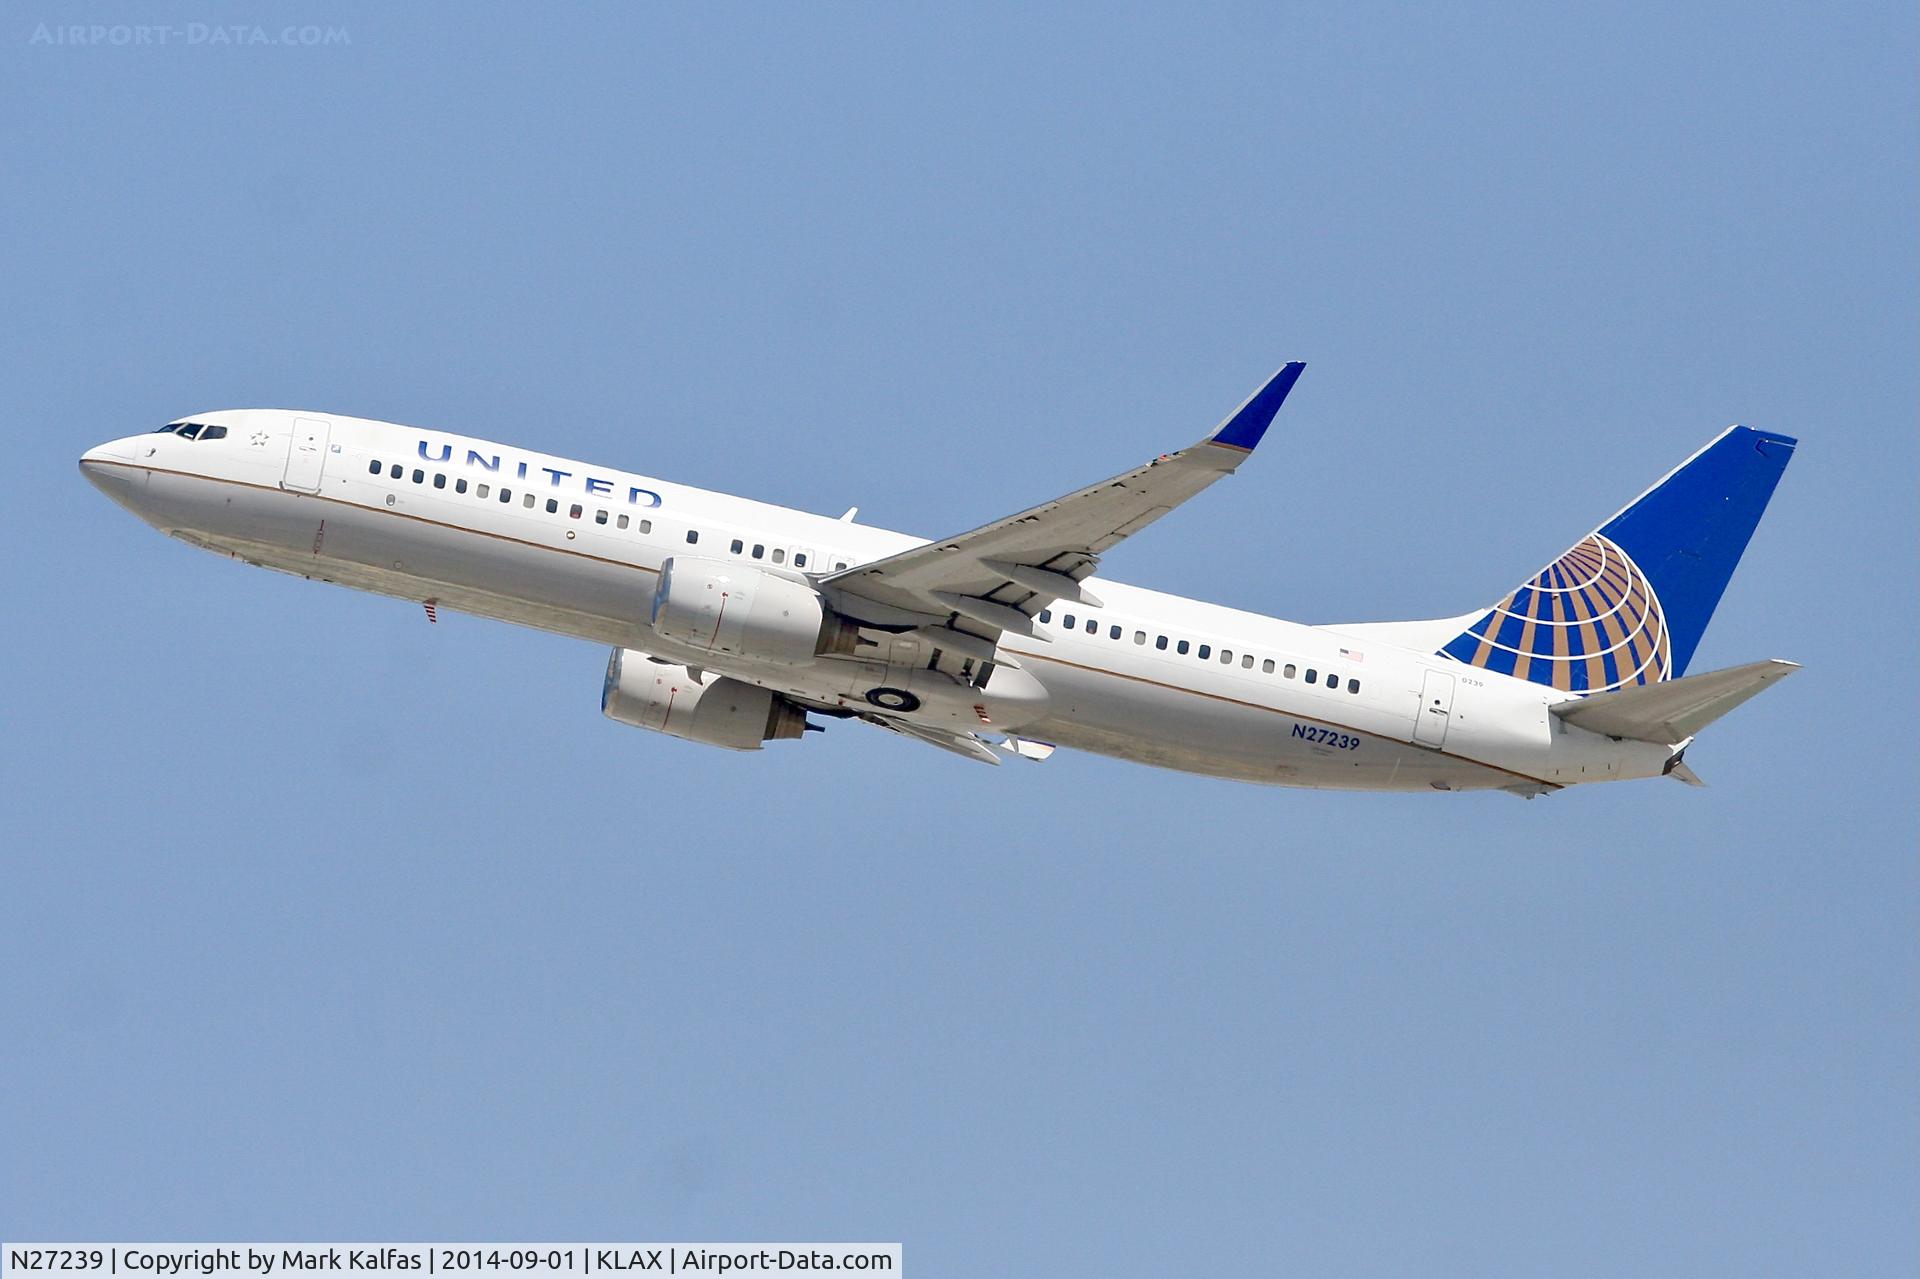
[1209,361,1305,452]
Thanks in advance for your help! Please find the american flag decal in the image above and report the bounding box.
[1339,647,1365,663]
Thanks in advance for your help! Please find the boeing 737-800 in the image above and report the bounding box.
[78,364,1798,794]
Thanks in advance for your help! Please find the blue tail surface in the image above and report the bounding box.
[1438,426,1796,692]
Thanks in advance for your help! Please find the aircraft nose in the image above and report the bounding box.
[80,438,134,465]
[79,438,143,497]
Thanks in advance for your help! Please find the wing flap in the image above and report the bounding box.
[869,715,1004,765]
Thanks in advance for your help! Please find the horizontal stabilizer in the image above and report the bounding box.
[1551,658,1800,745]
[1665,756,1707,786]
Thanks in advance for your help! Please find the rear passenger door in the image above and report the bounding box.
[1413,670,1454,749]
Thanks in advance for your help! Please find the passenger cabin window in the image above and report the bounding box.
[616,514,628,529]
[1109,625,1121,640]
[687,530,699,544]
[1085,618,1096,634]
[546,498,559,514]
[1134,631,1146,645]
[731,539,744,554]
[1243,654,1255,669]
[1156,635,1168,650]
[772,548,785,564]
[1062,614,1075,629]
[455,478,468,494]
[639,519,652,534]
[595,509,609,525]
[524,493,537,508]
[1284,663,1297,678]
[1198,644,1212,659]
[478,483,490,498]
[1219,649,1232,664]
[1263,659,1275,673]
[569,503,583,519]
[1305,668,1318,683]
[793,552,807,568]
[499,488,512,503]
[1348,678,1360,694]
[368,460,381,475]
[1177,640,1190,655]
[411,469,424,483]
[1039,610,1053,624]
[433,473,446,489]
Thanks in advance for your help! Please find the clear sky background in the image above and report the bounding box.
[2,3,1913,1273]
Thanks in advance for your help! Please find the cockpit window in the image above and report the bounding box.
[156,421,227,440]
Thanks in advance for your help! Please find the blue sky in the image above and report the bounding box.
[2,3,1914,1272]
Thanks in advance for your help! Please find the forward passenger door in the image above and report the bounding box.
[282,417,332,493]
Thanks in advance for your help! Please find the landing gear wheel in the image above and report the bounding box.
[865,687,921,713]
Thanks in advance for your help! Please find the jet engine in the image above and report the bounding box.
[649,556,852,665]
[601,649,809,751]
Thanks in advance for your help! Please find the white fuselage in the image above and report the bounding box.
[80,410,1675,793]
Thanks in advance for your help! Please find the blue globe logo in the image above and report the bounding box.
[1440,534,1670,693]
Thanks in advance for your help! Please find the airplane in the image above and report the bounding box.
[78,364,1798,795]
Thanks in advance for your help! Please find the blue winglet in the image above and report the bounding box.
[1210,361,1305,452]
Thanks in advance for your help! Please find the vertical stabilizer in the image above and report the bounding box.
[1433,426,1795,692]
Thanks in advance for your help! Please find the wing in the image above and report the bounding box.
[863,715,1059,766]
[866,715,1003,765]
[819,363,1304,661]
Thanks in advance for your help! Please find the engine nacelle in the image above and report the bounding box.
[602,650,808,751]
[650,556,835,665]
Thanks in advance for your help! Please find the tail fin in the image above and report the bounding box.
[1434,426,1796,692]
